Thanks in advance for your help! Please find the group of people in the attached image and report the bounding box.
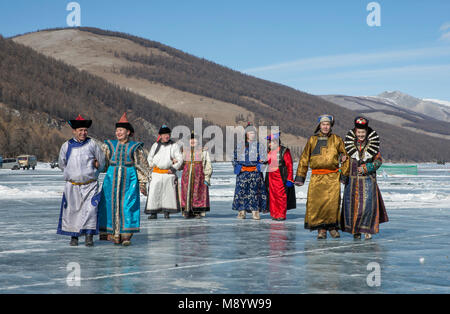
[56,112,388,247]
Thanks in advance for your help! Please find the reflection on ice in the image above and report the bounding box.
[0,162,449,293]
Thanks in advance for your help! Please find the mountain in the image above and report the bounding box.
[320,92,450,140]
[378,91,450,123]
[3,27,450,162]
[0,34,202,160]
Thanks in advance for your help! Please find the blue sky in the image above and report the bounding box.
[1,0,449,100]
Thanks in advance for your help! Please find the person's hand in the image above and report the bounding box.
[140,185,148,196]
[167,169,173,174]
[93,159,100,169]
[341,155,348,162]
[357,167,364,175]
[295,181,304,186]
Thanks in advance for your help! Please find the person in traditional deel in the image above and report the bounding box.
[145,125,183,219]
[98,113,150,246]
[57,115,105,246]
[180,131,213,219]
[265,132,296,221]
[340,117,388,240]
[294,115,349,239]
[232,123,268,220]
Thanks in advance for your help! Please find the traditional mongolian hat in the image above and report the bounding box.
[344,117,380,162]
[314,114,334,133]
[266,132,281,141]
[190,130,201,140]
[245,122,257,134]
[68,114,92,129]
[354,116,369,130]
[115,112,134,136]
[159,124,171,135]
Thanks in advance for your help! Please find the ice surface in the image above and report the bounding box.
[0,162,449,294]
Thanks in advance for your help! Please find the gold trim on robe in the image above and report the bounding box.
[295,133,349,230]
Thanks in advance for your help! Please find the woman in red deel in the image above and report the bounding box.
[265,132,296,220]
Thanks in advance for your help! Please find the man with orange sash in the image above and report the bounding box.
[145,125,183,219]
[294,115,349,239]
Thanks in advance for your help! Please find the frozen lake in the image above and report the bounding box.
[0,162,449,294]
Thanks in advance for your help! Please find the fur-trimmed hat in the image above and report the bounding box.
[69,114,92,129]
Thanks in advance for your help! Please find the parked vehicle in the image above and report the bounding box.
[0,155,3,168]
[2,158,20,170]
[17,155,37,170]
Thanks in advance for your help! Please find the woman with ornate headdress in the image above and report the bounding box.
[232,123,267,220]
[340,117,388,239]
[180,132,213,218]
[294,115,349,239]
[265,132,296,221]
[98,113,150,246]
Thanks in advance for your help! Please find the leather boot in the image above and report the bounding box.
[85,234,94,247]
[317,229,327,239]
[252,211,261,220]
[70,236,79,246]
[329,229,341,238]
[148,213,157,220]
[237,211,246,219]
[164,212,170,219]
[122,234,132,246]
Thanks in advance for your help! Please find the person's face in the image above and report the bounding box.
[160,133,170,143]
[73,128,88,142]
[320,122,331,134]
[190,138,198,147]
[246,131,256,142]
[116,127,130,142]
[269,140,279,150]
[355,128,367,142]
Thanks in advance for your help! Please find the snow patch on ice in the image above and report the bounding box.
[0,184,61,199]
[169,278,224,290]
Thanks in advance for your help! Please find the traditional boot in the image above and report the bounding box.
[122,234,132,246]
[252,211,261,220]
[99,233,108,241]
[85,234,94,247]
[164,212,170,219]
[317,229,327,239]
[237,211,246,219]
[353,233,362,239]
[70,236,79,246]
[113,234,121,245]
[329,229,341,238]
[364,233,372,240]
[200,212,206,217]
[148,213,157,220]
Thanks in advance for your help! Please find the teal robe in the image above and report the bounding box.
[99,140,143,235]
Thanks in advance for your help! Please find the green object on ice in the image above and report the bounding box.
[379,165,418,175]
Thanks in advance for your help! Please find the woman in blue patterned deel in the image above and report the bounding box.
[232,124,268,220]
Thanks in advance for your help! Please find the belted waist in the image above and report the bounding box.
[311,168,340,175]
[69,179,97,185]
[153,166,171,174]
[241,166,257,172]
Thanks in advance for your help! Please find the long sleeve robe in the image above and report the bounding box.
[295,133,349,230]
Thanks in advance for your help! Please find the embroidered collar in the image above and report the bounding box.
[344,129,380,162]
